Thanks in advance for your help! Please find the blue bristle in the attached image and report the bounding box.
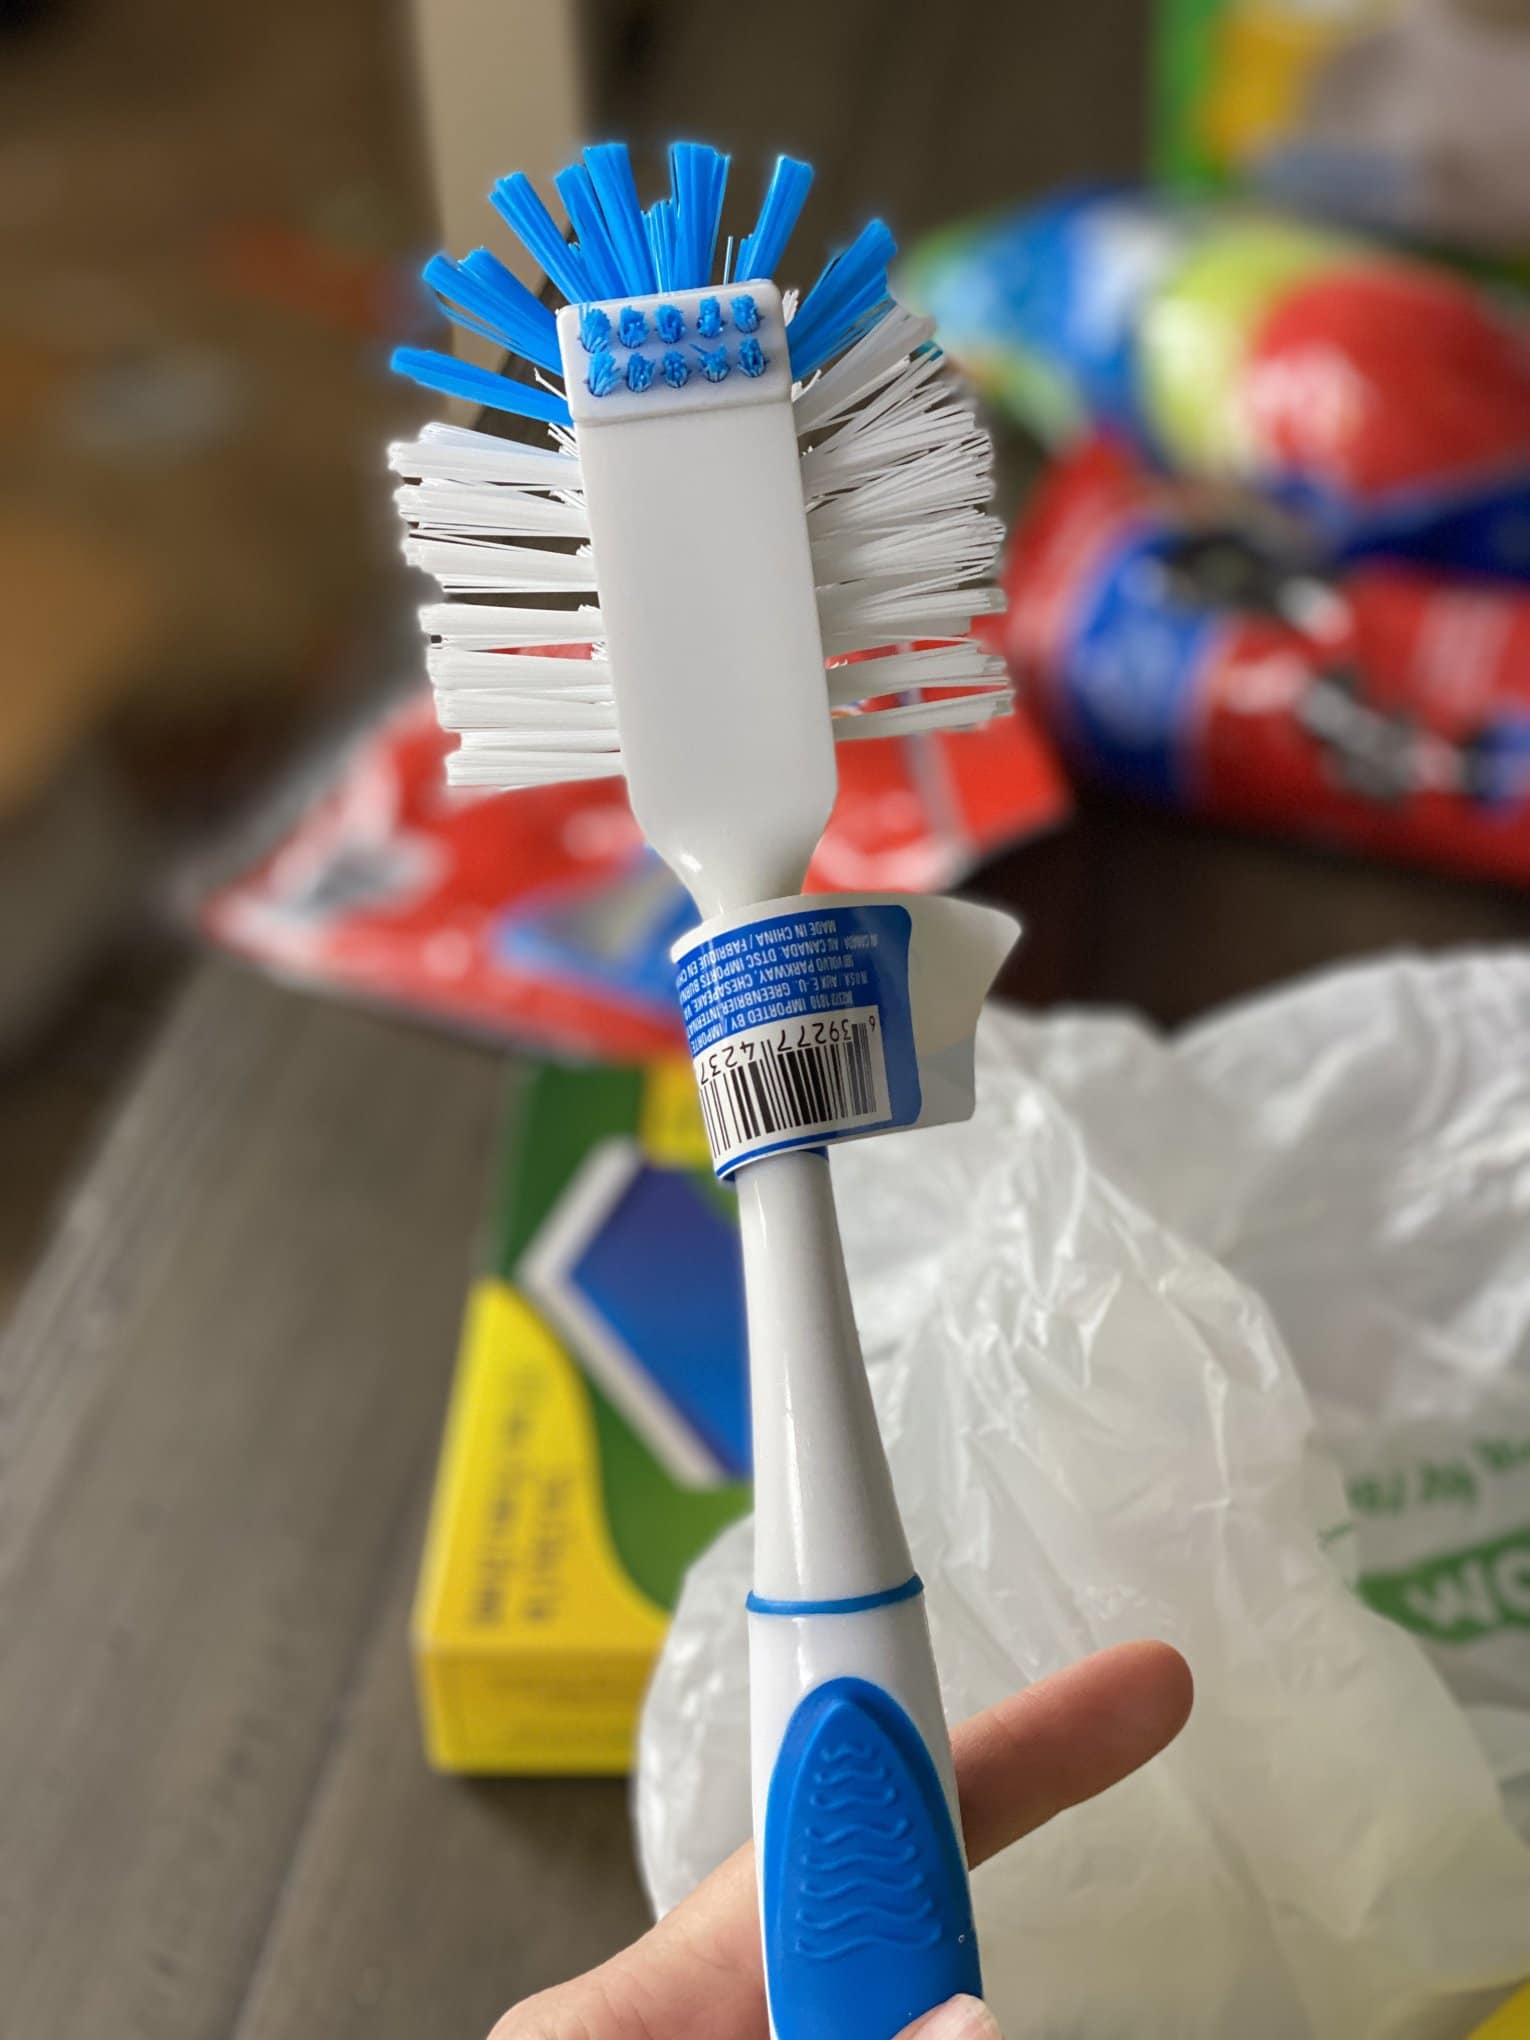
[397,143,848,432]
[584,143,657,296]
[786,217,896,381]
[646,199,679,293]
[489,172,593,305]
[587,349,621,397]
[391,347,573,426]
[441,249,563,373]
[420,257,526,359]
[667,142,729,291]
[736,155,814,282]
[580,305,613,352]
[554,163,628,299]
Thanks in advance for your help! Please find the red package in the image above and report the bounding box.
[203,673,1066,1059]
[1001,435,1530,885]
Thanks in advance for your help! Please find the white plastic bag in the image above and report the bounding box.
[637,950,1530,2038]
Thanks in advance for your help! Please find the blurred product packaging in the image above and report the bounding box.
[1155,0,1530,264]
[997,434,1530,882]
[200,674,1066,1057]
[906,189,1530,577]
[414,1059,750,1773]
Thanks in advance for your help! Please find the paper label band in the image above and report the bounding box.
[673,892,1020,1178]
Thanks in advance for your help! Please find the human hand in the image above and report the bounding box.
[491,1639,1193,2040]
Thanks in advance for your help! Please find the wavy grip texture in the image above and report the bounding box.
[762,1677,981,2039]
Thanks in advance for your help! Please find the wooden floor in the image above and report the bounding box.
[9,4,1530,2039]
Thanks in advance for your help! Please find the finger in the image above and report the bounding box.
[954,1639,1193,1867]
[897,1993,1005,2038]
[491,1641,1192,2040]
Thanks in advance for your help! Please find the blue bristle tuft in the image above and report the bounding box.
[786,217,896,381]
[421,255,563,374]
[420,255,525,359]
[580,305,613,352]
[489,172,593,305]
[391,347,572,426]
[667,142,729,291]
[736,155,813,283]
[399,142,849,433]
[452,249,563,372]
[554,163,628,300]
[584,143,657,296]
[587,349,621,397]
[645,199,679,293]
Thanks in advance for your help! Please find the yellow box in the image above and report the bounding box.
[1472,1985,1530,2038]
[412,1062,750,1773]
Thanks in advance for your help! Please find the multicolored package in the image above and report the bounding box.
[1154,0,1530,266]
[905,190,1530,576]
[999,433,1530,882]
[413,1058,751,1772]
[201,672,1066,1060]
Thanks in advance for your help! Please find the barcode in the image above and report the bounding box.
[693,1007,889,1170]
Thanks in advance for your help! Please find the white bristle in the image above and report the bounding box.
[389,424,582,489]
[439,694,617,736]
[418,602,605,648]
[802,415,987,501]
[394,480,589,539]
[403,537,598,596]
[817,584,1007,657]
[437,700,616,742]
[807,441,993,540]
[800,380,981,501]
[792,307,937,436]
[811,512,1005,596]
[812,345,949,442]
[426,647,612,698]
[446,746,625,787]
[825,643,1008,706]
[833,688,1013,740]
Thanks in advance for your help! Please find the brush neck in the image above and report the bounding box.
[736,1147,913,1603]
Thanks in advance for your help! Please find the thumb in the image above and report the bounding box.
[898,1995,1004,2039]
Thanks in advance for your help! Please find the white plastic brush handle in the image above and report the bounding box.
[738,1151,981,2040]
[554,287,980,2034]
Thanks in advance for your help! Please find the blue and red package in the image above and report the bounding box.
[907,191,1530,579]
[999,434,1530,883]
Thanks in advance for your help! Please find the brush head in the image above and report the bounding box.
[389,142,1011,894]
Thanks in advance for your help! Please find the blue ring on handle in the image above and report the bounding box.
[746,1574,923,1618]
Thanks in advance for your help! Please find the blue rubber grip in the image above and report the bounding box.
[762,1676,981,2039]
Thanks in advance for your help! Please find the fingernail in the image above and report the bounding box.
[903,1995,1004,2039]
